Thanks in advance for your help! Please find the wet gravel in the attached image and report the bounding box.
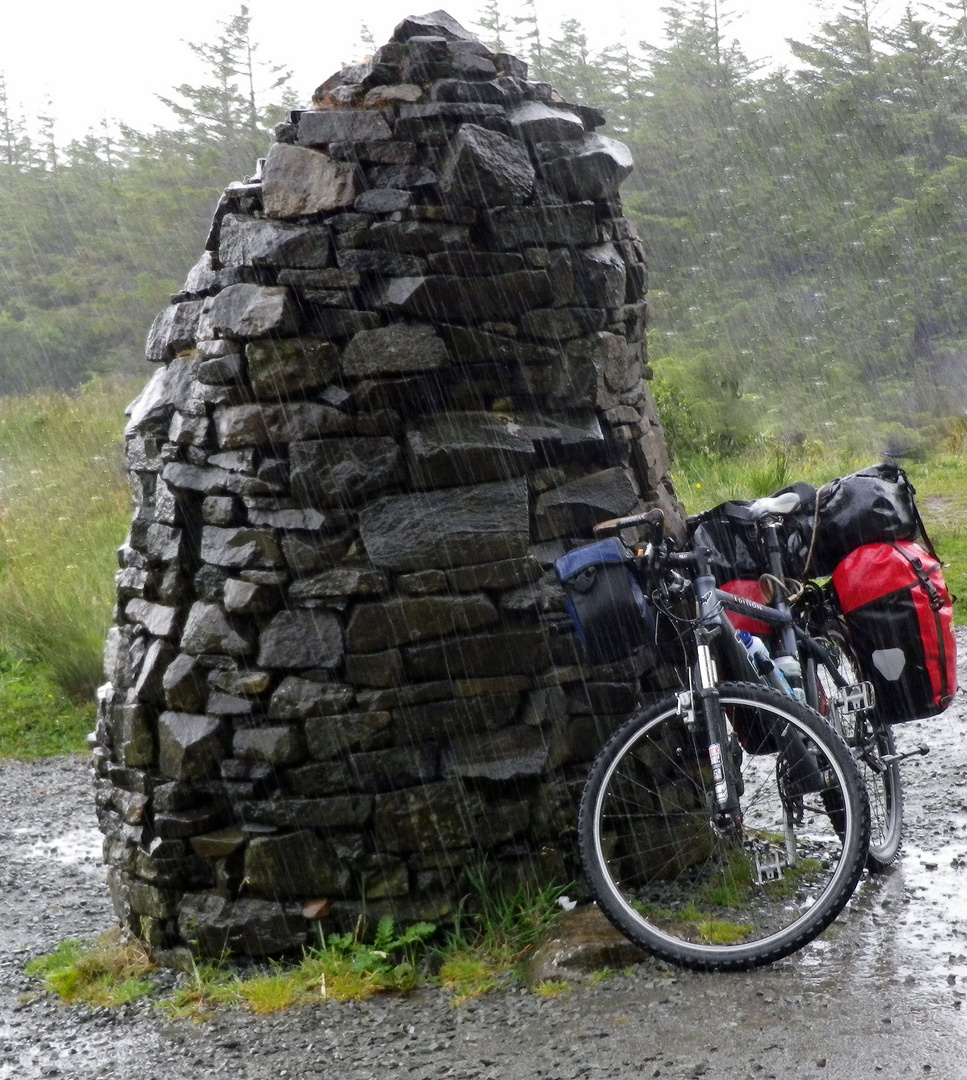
[3,634,967,1079]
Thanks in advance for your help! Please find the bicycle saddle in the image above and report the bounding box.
[747,491,801,520]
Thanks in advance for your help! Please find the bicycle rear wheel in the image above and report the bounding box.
[815,630,903,871]
[579,682,870,971]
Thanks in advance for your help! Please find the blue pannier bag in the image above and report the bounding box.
[554,538,657,665]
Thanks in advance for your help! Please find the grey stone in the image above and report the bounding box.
[574,243,627,310]
[439,124,534,208]
[363,84,424,107]
[426,250,523,275]
[258,610,344,669]
[364,164,437,189]
[341,322,448,377]
[218,214,332,269]
[163,653,208,712]
[238,796,372,830]
[305,711,392,759]
[223,577,281,615]
[247,508,329,531]
[262,143,360,218]
[200,526,281,570]
[508,101,585,142]
[436,323,557,366]
[177,894,307,957]
[373,781,484,854]
[168,411,210,446]
[207,691,254,716]
[377,270,552,322]
[395,693,520,741]
[204,284,298,339]
[430,78,509,105]
[126,355,201,434]
[306,308,382,339]
[359,477,529,571]
[268,676,354,720]
[289,437,402,507]
[133,638,176,704]
[337,248,428,277]
[346,594,498,652]
[213,402,353,448]
[344,650,403,688]
[244,338,339,400]
[180,602,255,656]
[534,467,639,540]
[145,301,205,363]
[393,10,479,42]
[450,51,498,80]
[347,220,471,254]
[442,725,548,780]
[212,669,272,696]
[520,307,607,342]
[329,140,417,166]
[288,567,388,603]
[534,134,634,202]
[403,627,552,680]
[485,202,598,248]
[233,725,306,766]
[157,712,224,780]
[493,52,528,79]
[245,831,351,899]
[125,599,180,639]
[354,188,412,214]
[298,109,393,146]
[552,331,630,408]
[189,828,247,859]
[277,267,361,290]
[281,532,352,577]
[181,251,218,295]
[447,556,542,591]
[161,461,278,499]
[406,411,537,488]
[117,703,155,767]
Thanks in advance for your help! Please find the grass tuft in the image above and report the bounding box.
[24,930,155,1007]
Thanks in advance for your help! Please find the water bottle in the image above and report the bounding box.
[773,653,807,703]
[738,630,794,696]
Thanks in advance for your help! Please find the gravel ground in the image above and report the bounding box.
[2,635,967,1080]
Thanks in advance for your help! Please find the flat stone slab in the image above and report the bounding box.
[262,143,359,219]
[359,477,529,571]
[521,905,650,986]
[341,322,449,376]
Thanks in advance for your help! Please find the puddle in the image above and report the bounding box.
[24,827,103,870]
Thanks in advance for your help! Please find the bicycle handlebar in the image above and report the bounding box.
[593,508,664,537]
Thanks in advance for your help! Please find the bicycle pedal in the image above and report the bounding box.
[881,744,930,765]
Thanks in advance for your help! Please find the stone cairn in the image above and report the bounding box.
[94,9,683,959]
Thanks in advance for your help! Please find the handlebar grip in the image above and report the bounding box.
[593,508,664,537]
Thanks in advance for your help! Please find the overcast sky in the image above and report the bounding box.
[1,0,911,144]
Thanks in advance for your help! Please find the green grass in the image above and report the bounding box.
[0,649,95,756]
[0,381,134,703]
[29,872,571,1016]
[24,932,156,1007]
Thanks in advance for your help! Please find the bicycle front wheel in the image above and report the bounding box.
[579,682,870,971]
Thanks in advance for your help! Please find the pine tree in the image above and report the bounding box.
[512,0,545,78]
[475,0,512,53]
[156,4,293,179]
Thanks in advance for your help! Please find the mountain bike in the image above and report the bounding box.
[575,498,871,971]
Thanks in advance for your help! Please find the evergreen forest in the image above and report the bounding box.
[2,0,967,457]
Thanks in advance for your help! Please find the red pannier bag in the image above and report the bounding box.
[720,580,774,636]
[833,541,957,723]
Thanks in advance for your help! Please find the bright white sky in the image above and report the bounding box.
[0,0,911,144]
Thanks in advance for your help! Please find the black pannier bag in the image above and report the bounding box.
[807,463,924,577]
[555,538,658,665]
[687,481,817,586]
[833,540,957,723]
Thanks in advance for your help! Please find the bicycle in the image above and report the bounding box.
[572,498,871,971]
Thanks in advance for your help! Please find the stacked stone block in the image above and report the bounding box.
[94,9,683,958]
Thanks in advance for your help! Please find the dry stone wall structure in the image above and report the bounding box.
[93,9,684,958]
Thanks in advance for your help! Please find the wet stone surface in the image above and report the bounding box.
[2,628,967,1078]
